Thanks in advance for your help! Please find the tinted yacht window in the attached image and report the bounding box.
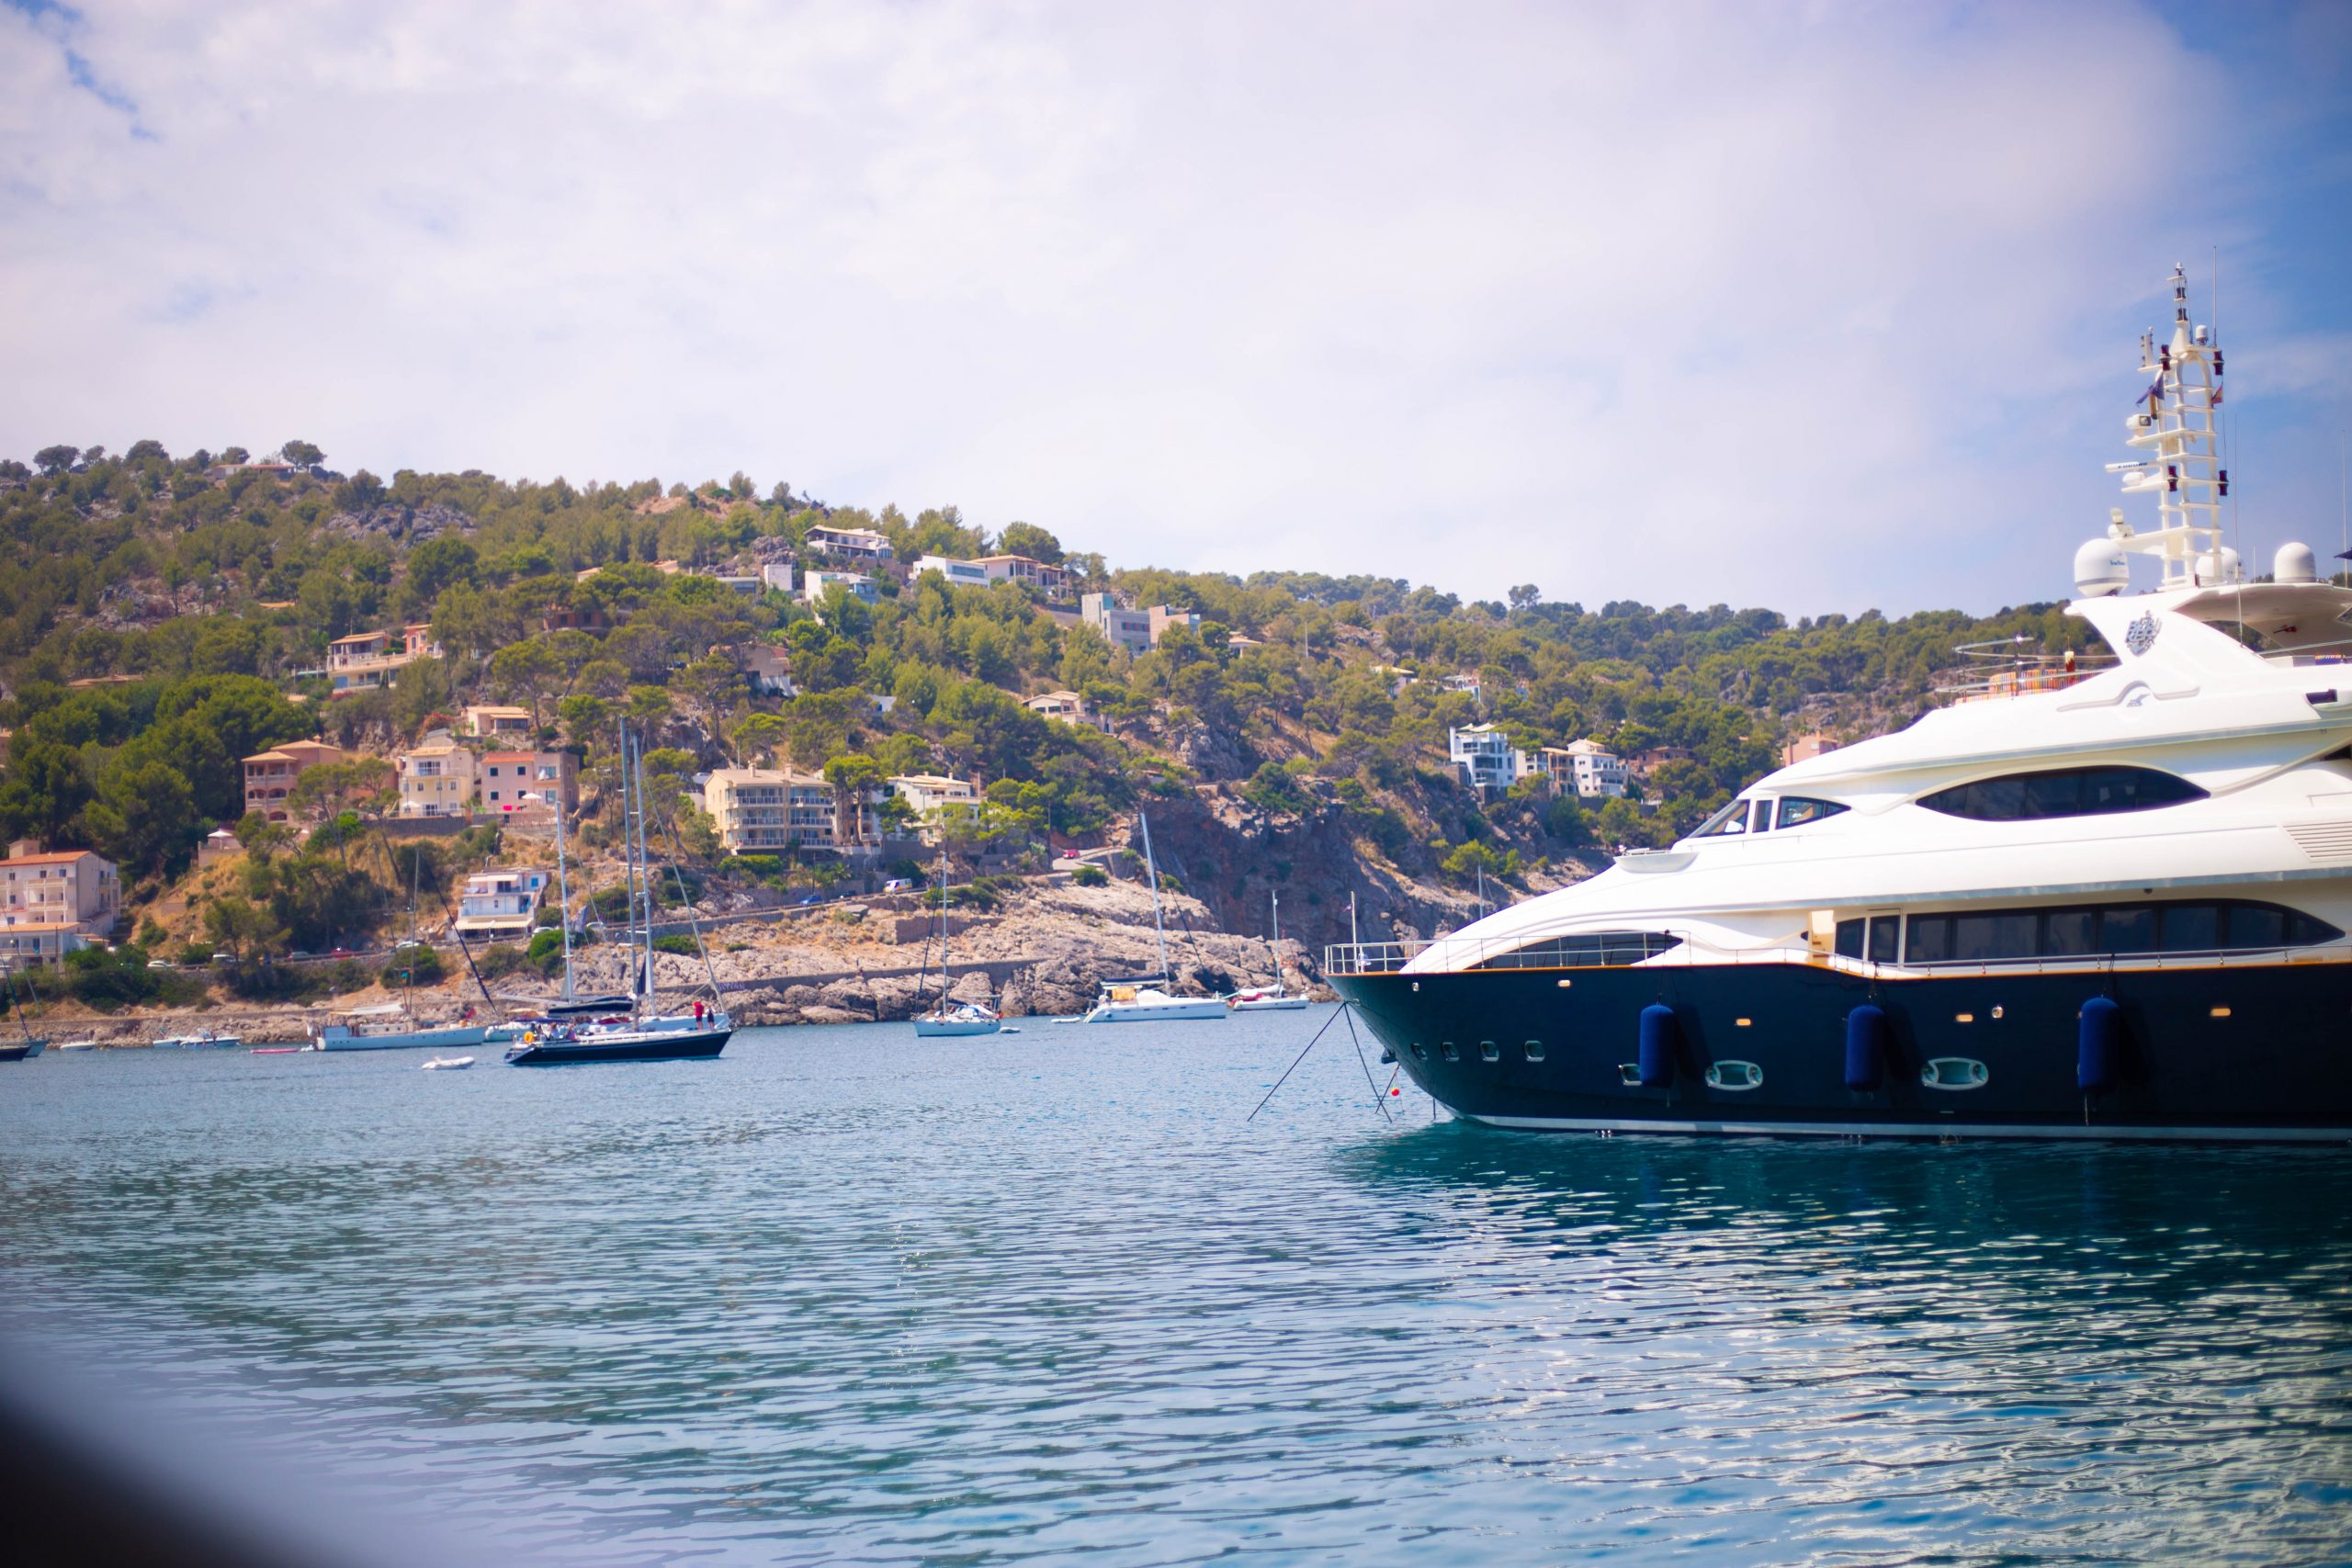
[1918,766,2206,821]
[1901,898,2338,964]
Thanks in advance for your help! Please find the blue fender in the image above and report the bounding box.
[1845,1004,1888,1091]
[1637,1004,1679,1089]
[2078,997,2124,1094]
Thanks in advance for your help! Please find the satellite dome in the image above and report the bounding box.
[2194,547,2241,586]
[2275,541,2320,585]
[2074,537,2130,598]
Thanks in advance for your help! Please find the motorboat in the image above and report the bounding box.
[1227,986,1310,1012]
[421,1055,474,1070]
[153,1030,242,1050]
[1330,265,2352,1143]
[912,849,1005,1035]
[1081,981,1228,1022]
[55,1040,98,1052]
[312,1003,503,1052]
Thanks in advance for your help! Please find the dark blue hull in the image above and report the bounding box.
[1332,958,2352,1141]
[504,1028,731,1066]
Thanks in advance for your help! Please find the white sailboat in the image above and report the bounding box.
[914,851,1001,1036]
[312,1001,506,1052]
[1082,812,1228,1022]
[1228,890,1310,1011]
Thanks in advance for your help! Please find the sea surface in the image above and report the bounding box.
[1,1009,2347,1564]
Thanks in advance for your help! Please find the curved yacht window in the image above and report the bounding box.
[1471,931,1682,970]
[1917,766,2207,821]
[1690,799,1754,837]
[1774,796,1849,829]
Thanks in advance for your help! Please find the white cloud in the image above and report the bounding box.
[0,0,2341,614]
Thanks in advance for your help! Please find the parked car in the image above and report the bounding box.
[209,952,238,966]
[328,946,356,959]
[797,894,824,907]
[146,959,175,971]
[882,879,913,894]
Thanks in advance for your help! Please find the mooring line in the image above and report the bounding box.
[1341,1003,1392,1123]
[1247,1001,1353,1122]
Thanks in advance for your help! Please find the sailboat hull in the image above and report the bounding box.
[1086,998,1228,1021]
[913,1016,1001,1036]
[504,1027,732,1066]
[316,1023,495,1052]
[1228,996,1310,1012]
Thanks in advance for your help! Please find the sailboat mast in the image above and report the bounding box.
[616,720,642,1004]
[632,731,657,1012]
[551,779,574,1001]
[1139,811,1170,979]
[1271,889,1281,987]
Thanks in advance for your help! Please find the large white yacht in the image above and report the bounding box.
[1330,266,2352,1141]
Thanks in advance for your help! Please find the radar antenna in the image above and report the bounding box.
[2108,263,2229,590]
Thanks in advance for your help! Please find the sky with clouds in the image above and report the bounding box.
[2,1,2346,615]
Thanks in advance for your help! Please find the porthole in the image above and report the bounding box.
[1523,1040,1545,1062]
[1479,1041,1499,1062]
[1617,1063,1643,1087]
[1409,1042,1426,1061]
[2209,1006,2232,1019]
[1921,1056,1990,1090]
[1441,1042,1458,1061]
[1705,1060,1763,1090]
[1555,978,1573,988]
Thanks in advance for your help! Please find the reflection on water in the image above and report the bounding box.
[2,1013,2347,1565]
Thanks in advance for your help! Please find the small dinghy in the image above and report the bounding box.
[250,1046,306,1055]
[422,1055,475,1071]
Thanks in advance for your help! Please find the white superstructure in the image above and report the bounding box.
[1379,265,2352,984]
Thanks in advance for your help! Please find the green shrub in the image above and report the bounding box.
[1069,863,1108,887]
[651,934,700,956]
[474,943,532,981]
[379,946,447,987]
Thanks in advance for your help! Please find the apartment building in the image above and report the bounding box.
[804,525,894,562]
[454,868,550,942]
[1542,739,1630,800]
[704,767,843,852]
[326,624,441,695]
[0,841,120,966]
[1448,724,1536,794]
[970,554,1075,597]
[480,750,578,814]
[395,732,480,818]
[914,554,990,588]
[462,705,534,739]
[242,739,348,821]
[1080,592,1154,654]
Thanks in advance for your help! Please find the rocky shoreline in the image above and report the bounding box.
[30,878,1336,1041]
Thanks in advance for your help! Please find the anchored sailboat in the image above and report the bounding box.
[1228,890,1309,1011]
[1082,812,1227,1021]
[914,850,1001,1036]
[506,722,733,1064]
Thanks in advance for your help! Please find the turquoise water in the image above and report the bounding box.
[2,1008,2348,1564]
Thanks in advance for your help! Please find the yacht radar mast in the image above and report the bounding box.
[2095,263,2231,593]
